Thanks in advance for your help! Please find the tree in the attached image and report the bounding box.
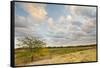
[17,36,46,61]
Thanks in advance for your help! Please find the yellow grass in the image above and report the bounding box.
[15,45,97,66]
[28,48,96,65]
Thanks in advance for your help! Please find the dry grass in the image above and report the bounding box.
[15,45,97,66]
[29,48,96,65]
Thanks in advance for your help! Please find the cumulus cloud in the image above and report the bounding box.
[66,15,73,22]
[47,17,55,29]
[15,2,97,47]
[81,17,96,33]
[15,2,48,38]
[68,6,96,18]
[45,5,96,46]
[15,15,42,38]
[15,15,34,28]
[20,3,47,22]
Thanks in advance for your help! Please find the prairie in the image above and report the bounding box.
[15,44,97,66]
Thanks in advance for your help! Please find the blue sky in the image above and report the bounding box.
[15,2,96,47]
[46,4,68,20]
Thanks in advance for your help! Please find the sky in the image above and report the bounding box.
[15,2,97,47]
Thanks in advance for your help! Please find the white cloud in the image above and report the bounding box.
[81,17,96,33]
[66,15,73,22]
[45,5,96,46]
[68,6,96,18]
[20,3,47,22]
[47,17,55,29]
[58,16,65,23]
[15,15,40,37]
[15,3,96,47]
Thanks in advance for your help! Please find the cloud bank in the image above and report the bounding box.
[15,2,97,47]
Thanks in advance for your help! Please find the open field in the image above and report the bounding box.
[29,48,96,65]
[15,44,97,66]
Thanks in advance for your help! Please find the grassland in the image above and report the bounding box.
[15,44,97,66]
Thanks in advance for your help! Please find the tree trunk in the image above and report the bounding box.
[31,55,33,62]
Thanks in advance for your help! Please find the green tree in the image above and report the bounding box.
[17,36,46,61]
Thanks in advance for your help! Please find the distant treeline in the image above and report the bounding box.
[15,44,96,50]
